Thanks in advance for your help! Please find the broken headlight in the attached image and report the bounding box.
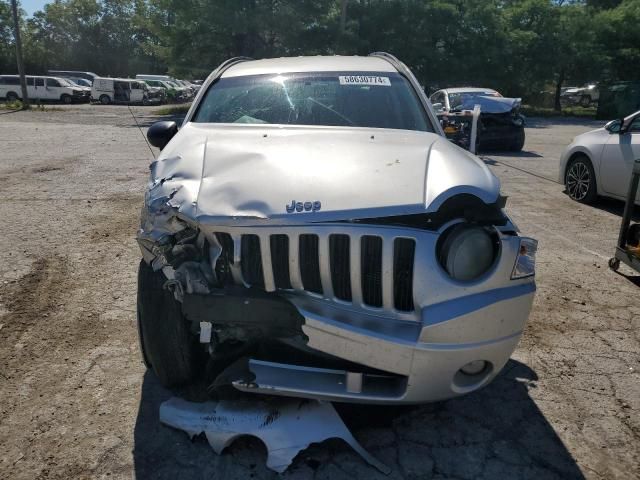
[438,224,498,281]
[511,237,537,279]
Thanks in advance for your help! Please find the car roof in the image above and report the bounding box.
[440,87,499,94]
[222,55,397,78]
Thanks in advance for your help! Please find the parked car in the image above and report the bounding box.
[136,54,537,405]
[561,83,599,108]
[65,77,92,96]
[0,74,89,103]
[91,77,148,105]
[48,70,98,84]
[142,79,183,103]
[430,87,526,151]
[559,110,640,204]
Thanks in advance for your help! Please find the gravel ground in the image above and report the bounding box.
[0,105,638,480]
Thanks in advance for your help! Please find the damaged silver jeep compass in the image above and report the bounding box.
[137,53,537,404]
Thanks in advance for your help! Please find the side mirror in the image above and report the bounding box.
[147,121,178,150]
[432,102,443,112]
[604,119,622,134]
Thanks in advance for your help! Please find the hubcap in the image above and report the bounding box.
[566,161,591,200]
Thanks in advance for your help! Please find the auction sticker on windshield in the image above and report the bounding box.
[339,75,391,86]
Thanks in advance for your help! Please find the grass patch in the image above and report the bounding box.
[0,99,25,110]
[153,104,192,116]
[522,105,597,118]
[0,100,65,111]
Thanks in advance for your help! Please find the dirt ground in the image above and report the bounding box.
[0,106,638,480]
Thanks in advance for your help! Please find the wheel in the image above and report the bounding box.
[580,95,591,108]
[137,260,199,387]
[6,91,19,102]
[60,94,72,104]
[510,129,525,151]
[565,156,597,204]
[608,258,620,271]
[99,94,111,105]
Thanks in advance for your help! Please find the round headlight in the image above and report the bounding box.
[438,224,497,281]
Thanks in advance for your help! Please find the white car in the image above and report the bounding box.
[559,110,640,204]
[137,54,537,404]
[0,74,88,103]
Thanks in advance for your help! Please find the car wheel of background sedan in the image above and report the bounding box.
[60,94,72,104]
[565,156,597,204]
[580,95,591,107]
[99,94,111,105]
[510,129,525,151]
[137,260,199,387]
[6,91,19,102]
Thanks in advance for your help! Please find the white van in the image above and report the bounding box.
[0,75,88,103]
[91,77,147,105]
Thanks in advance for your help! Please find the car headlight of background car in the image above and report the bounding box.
[438,224,499,281]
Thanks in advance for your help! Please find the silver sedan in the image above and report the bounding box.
[559,110,640,204]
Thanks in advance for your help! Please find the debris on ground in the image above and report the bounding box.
[159,396,391,474]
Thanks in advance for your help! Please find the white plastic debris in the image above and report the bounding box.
[160,396,391,474]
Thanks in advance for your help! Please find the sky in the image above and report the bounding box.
[20,0,50,17]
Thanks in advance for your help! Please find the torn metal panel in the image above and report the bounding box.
[159,396,391,474]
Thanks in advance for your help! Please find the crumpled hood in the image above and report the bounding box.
[147,123,500,226]
[457,96,521,114]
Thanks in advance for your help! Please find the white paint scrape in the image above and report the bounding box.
[160,396,390,474]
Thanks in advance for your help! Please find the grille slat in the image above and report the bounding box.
[299,234,323,294]
[241,234,264,287]
[393,238,415,311]
[361,236,383,308]
[270,235,292,289]
[330,234,352,301]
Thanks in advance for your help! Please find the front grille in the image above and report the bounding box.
[214,229,416,313]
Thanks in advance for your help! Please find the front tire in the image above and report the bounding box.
[580,95,591,108]
[510,129,525,151]
[6,91,19,102]
[137,260,199,387]
[565,156,597,204]
[60,94,72,104]
[99,94,111,105]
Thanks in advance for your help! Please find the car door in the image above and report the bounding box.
[600,113,640,201]
[33,77,46,99]
[130,82,144,102]
[430,91,447,113]
[45,78,63,100]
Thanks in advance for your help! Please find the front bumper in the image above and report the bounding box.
[233,282,534,404]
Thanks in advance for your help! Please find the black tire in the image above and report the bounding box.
[608,258,620,271]
[60,94,72,104]
[565,156,597,204]
[510,129,525,151]
[6,91,19,102]
[580,95,591,108]
[137,260,199,387]
[99,94,111,105]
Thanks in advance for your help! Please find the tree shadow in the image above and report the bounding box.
[524,117,603,129]
[576,195,640,221]
[481,150,544,158]
[133,359,585,479]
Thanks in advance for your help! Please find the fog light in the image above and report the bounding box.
[461,360,487,375]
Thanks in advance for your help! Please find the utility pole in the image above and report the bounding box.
[10,0,29,108]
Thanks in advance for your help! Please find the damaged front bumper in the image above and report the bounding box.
[138,216,535,404]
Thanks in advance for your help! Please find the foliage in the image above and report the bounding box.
[0,0,638,104]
